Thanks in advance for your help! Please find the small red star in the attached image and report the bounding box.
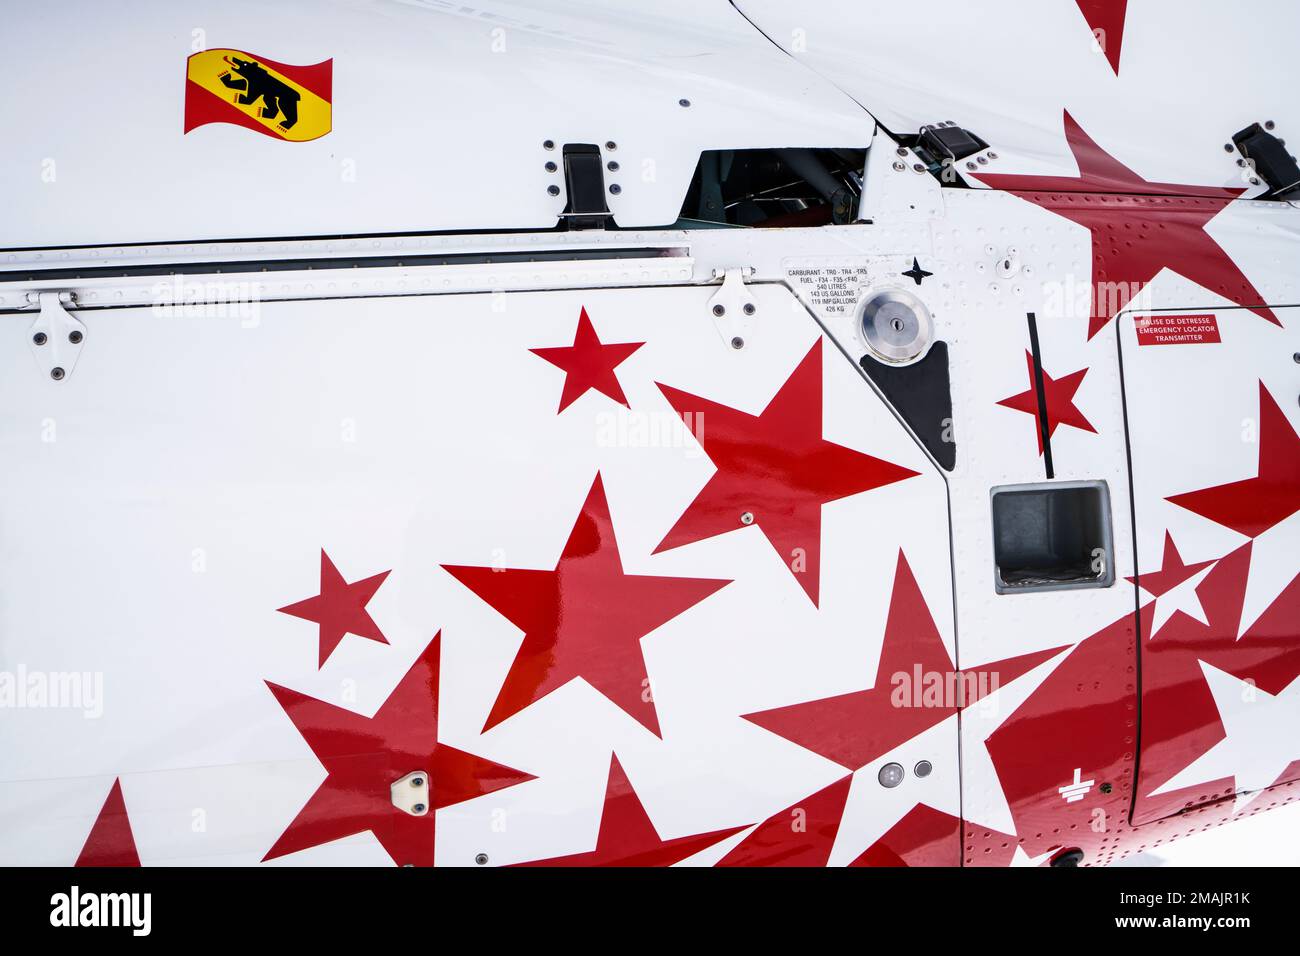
[444,474,730,737]
[1126,531,1215,597]
[278,550,390,668]
[744,551,1066,771]
[654,339,919,606]
[975,112,1278,339]
[1075,0,1129,74]
[514,755,747,866]
[264,633,534,866]
[530,307,645,413]
[1167,382,1300,538]
[76,778,140,867]
[997,351,1097,455]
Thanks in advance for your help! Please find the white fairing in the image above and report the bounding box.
[1,0,869,247]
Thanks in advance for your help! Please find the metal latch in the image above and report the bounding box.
[27,291,87,382]
[706,268,756,350]
[390,770,430,816]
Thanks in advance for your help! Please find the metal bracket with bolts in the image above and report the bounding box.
[28,291,87,382]
[390,770,430,816]
[706,267,756,350]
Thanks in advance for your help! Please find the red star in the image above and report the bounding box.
[444,474,729,737]
[744,551,1066,771]
[76,778,140,867]
[1076,0,1129,74]
[1167,383,1300,538]
[1126,531,1215,597]
[278,550,390,668]
[263,633,533,866]
[715,775,852,867]
[530,306,645,413]
[654,339,919,606]
[976,112,1278,339]
[997,351,1097,455]
[514,755,747,866]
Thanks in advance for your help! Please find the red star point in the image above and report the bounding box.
[444,474,730,737]
[530,306,645,413]
[278,550,390,668]
[975,111,1278,339]
[76,778,141,867]
[514,755,747,866]
[654,339,920,606]
[997,351,1097,455]
[1076,0,1129,74]
[1167,383,1300,539]
[264,633,534,866]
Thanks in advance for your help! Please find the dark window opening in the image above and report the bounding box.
[991,481,1115,593]
[676,148,866,228]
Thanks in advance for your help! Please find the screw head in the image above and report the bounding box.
[678,98,691,107]
[69,330,83,344]
[609,183,621,195]
[412,803,426,814]
[543,139,555,150]
[913,760,933,778]
[605,141,617,151]
[32,332,47,345]
[50,367,65,381]
[545,161,557,172]
[1099,782,1113,794]
[739,511,754,525]
[1265,120,1276,131]
[475,853,489,866]
[410,777,424,788]
[742,302,755,315]
[892,161,907,172]
[913,163,926,173]
[1224,143,1235,153]
[730,336,744,350]
[1292,351,1300,363]
[607,160,619,172]
[987,151,998,160]
[712,304,725,317]
[547,185,560,196]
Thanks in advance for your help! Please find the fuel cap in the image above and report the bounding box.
[858,288,933,363]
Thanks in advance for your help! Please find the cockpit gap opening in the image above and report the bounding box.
[676,148,866,228]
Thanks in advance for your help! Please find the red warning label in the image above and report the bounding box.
[1134,313,1221,346]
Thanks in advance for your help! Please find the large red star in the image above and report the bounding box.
[1167,382,1300,538]
[263,633,534,866]
[530,306,645,413]
[1075,0,1129,74]
[514,755,747,866]
[996,351,1097,455]
[654,339,919,606]
[1126,531,1215,597]
[444,474,730,737]
[76,778,141,867]
[278,550,390,668]
[975,112,1278,339]
[744,551,1066,771]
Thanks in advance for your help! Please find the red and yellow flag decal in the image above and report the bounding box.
[184,48,332,142]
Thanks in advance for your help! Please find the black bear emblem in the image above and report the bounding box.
[219,56,301,131]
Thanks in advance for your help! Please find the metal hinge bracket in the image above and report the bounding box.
[27,291,87,382]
